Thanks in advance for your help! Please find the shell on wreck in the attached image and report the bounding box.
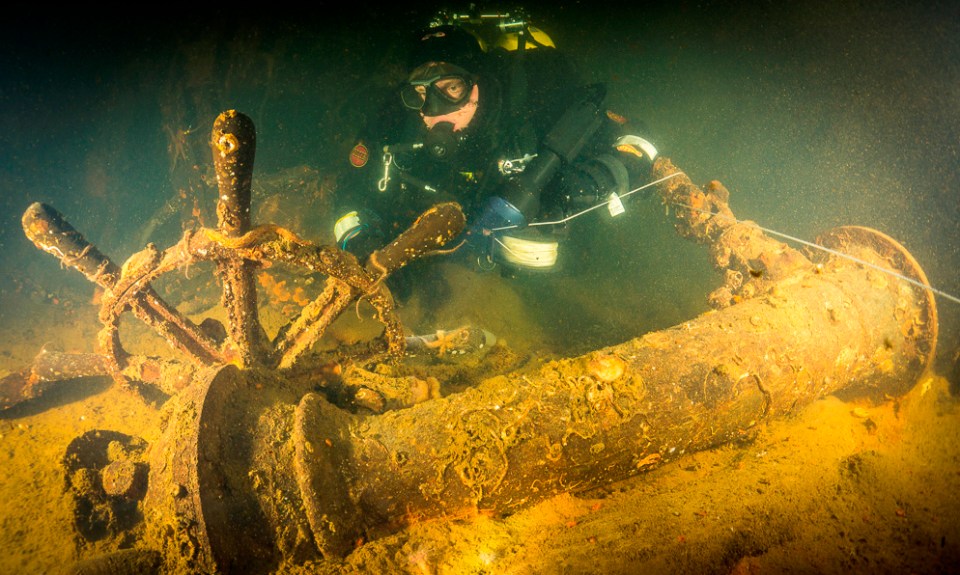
[585,352,627,382]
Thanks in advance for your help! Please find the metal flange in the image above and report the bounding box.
[816,225,938,374]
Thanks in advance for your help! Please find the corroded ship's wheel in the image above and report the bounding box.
[22,110,465,395]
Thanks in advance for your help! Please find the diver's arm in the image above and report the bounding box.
[471,83,609,233]
[330,143,392,257]
[557,132,659,209]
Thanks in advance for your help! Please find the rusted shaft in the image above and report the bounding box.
[652,157,813,308]
[0,348,200,411]
[284,232,935,555]
[21,202,223,366]
[211,110,267,366]
[0,350,107,410]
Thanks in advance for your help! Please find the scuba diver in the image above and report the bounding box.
[332,8,660,275]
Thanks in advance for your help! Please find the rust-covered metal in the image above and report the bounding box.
[652,157,814,308]
[21,203,225,376]
[211,110,269,366]
[0,349,197,410]
[14,110,465,407]
[135,216,937,571]
[0,350,107,411]
[15,111,939,574]
[269,201,468,369]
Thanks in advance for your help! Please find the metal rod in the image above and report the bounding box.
[211,110,268,366]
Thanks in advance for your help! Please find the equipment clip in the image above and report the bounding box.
[378,149,393,192]
[498,153,538,175]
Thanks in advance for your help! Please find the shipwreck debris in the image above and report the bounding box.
[138,211,937,571]
[13,111,938,574]
[16,110,465,408]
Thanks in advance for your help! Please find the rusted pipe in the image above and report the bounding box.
[288,226,937,555]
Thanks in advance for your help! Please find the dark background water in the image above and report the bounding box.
[1,2,958,366]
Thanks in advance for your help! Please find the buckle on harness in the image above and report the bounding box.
[497,153,538,175]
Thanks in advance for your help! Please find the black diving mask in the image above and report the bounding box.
[401,62,475,117]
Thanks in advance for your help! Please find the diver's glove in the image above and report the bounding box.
[333,209,383,259]
[614,134,659,175]
[469,196,527,241]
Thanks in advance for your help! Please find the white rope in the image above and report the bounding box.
[490,172,686,232]
[674,200,960,306]
[486,168,958,305]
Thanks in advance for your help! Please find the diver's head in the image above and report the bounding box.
[402,25,484,132]
[407,24,483,72]
[401,61,479,131]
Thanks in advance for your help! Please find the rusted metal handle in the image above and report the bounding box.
[22,203,224,374]
[211,110,268,366]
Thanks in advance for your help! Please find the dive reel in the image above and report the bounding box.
[481,83,608,272]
